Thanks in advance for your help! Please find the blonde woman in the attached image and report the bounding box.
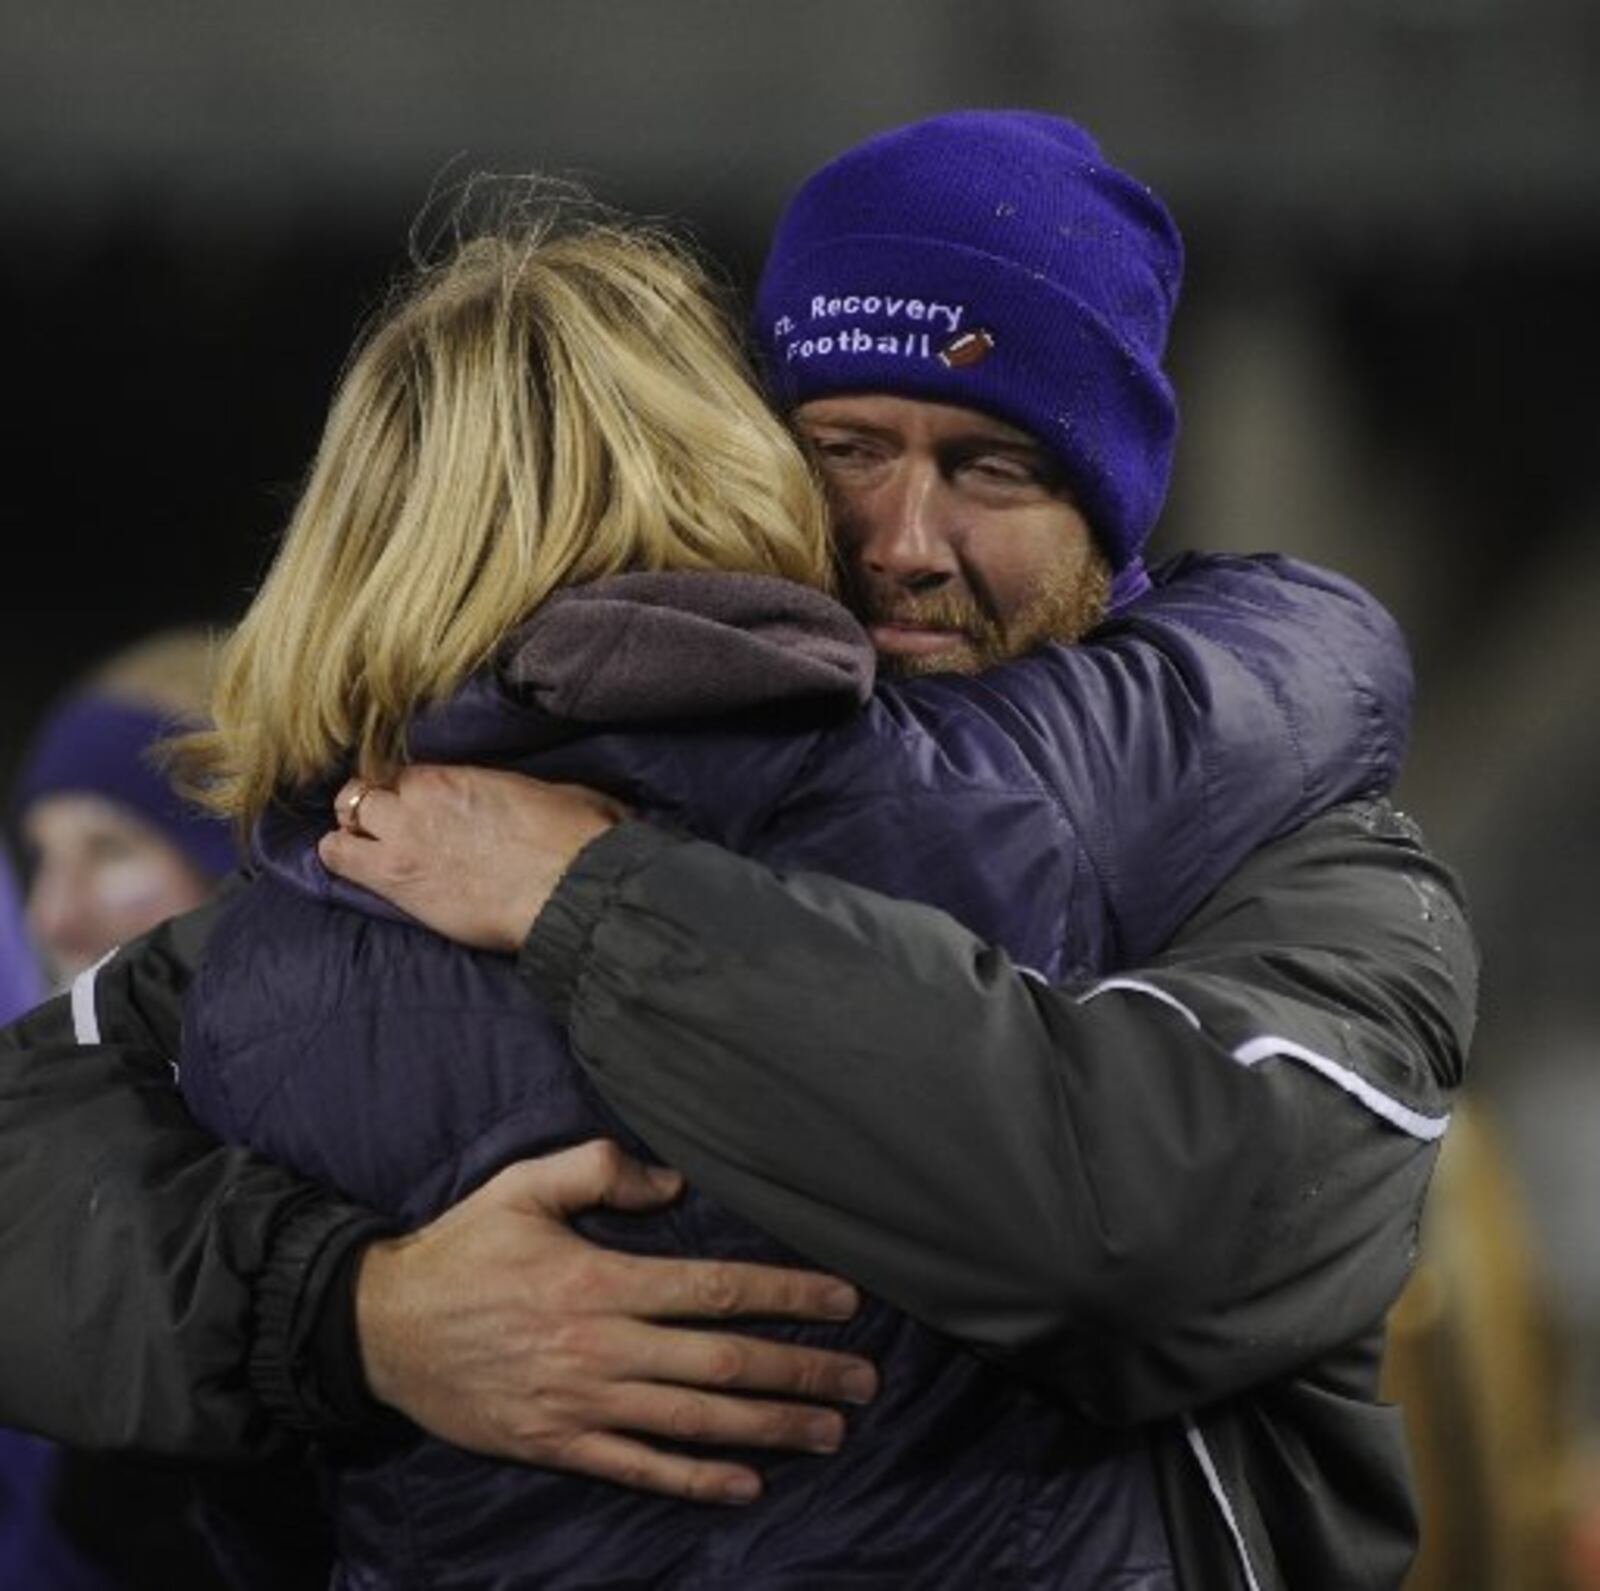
[165,193,1408,1585]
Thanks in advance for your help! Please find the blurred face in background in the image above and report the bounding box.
[21,793,213,987]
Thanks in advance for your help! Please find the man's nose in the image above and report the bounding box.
[848,463,957,587]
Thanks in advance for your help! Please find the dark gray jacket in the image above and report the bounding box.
[0,558,1474,1587]
[531,801,1474,1588]
[0,799,1474,1588]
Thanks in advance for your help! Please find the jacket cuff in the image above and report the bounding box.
[519,819,685,1021]
[249,1196,401,1439]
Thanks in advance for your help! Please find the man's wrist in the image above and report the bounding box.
[349,1232,426,1415]
[250,1199,401,1440]
[518,819,686,1019]
[309,1234,405,1435]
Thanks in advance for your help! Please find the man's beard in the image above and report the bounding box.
[848,553,1112,678]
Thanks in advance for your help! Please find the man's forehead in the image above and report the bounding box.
[795,394,1043,450]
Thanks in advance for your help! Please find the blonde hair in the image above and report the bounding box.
[173,184,833,827]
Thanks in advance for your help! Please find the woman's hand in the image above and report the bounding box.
[320,764,627,951]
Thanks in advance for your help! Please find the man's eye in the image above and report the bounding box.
[807,437,876,469]
[963,454,1038,486]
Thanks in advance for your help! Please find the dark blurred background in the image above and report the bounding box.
[3,0,1599,1558]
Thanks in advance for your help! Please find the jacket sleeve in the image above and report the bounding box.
[0,892,390,1458]
[882,550,1413,967]
[525,799,1477,1425]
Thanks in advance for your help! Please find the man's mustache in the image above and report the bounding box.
[848,581,998,640]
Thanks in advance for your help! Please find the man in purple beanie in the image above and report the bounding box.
[754,109,1181,635]
[0,113,1473,1590]
[305,112,1470,1587]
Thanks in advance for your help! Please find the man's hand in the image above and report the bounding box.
[319,765,625,952]
[356,1140,877,1505]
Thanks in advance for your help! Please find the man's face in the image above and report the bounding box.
[794,395,1110,676]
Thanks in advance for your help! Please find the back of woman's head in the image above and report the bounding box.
[183,184,833,825]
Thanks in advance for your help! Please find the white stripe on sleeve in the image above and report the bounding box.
[1077,976,1450,1142]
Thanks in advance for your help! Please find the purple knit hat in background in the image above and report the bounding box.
[754,109,1184,574]
[11,695,239,882]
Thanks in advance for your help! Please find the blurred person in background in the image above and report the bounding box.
[13,627,237,993]
[1380,1090,1600,1591]
[4,626,238,1590]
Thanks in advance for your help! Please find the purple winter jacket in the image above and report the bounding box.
[181,552,1410,1589]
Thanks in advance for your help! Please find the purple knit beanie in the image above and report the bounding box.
[755,109,1184,573]
[11,695,239,881]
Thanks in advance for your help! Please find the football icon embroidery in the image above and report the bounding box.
[938,328,995,368]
